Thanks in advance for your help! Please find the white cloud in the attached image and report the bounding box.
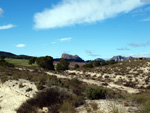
[141,17,150,21]
[60,37,72,41]
[117,48,130,51]
[51,42,57,44]
[128,41,150,47]
[125,53,150,58]
[85,50,101,57]
[34,0,145,29]
[0,8,3,17]
[16,44,26,48]
[0,24,15,30]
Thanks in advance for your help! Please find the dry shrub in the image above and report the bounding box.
[90,102,98,111]
[16,87,70,113]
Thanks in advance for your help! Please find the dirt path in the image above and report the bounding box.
[45,71,140,94]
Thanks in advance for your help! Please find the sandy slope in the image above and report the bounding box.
[0,79,37,113]
[76,99,139,113]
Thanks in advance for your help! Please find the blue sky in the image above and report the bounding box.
[0,0,150,60]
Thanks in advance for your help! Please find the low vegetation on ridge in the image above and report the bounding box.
[1,55,150,113]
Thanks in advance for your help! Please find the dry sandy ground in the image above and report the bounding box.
[0,73,140,113]
[76,99,139,113]
[46,71,140,94]
[0,79,37,113]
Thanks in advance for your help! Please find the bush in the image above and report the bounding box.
[16,87,70,113]
[141,99,150,113]
[92,61,100,67]
[90,102,98,111]
[107,60,117,65]
[0,56,14,67]
[101,60,107,66]
[59,100,75,113]
[83,63,93,68]
[28,57,36,65]
[56,59,69,71]
[74,64,80,69]
[85,87,107,100]
[26,88,33,92]
[36,56,54,70]
[69,78,82,95]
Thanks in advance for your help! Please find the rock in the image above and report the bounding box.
[61,53,84,62]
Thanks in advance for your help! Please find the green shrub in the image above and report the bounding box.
[83,63,93,68]
[59,100,75,113]
[92,61,100,67]
[16,88,70,113]
[56,59,69,71]
[74,64,80,69]
[90,102,98,111]
[28,57,36,65]
[85,87,107,100]
[69,78,82,95]
[36,83,45,90]
[26,88,33,92]
[140,99,150,113]
[0,59,14,67]
[36,56,54,70]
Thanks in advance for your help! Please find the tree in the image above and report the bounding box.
[92,61,100,67]
[101,60,107,66]
[29,57,36,65]
[83,62,93,68]
[56,59,69,71]
[74,64,80,69]
[85,87,107,100]
[0,55,14,67]
[0,55,6,61]
[36,56,54,70]
[107,60,117,65]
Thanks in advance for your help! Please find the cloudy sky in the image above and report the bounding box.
[0,0,150,60]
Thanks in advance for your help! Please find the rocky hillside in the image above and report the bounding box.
[110,55,134,62]
[94,58,104,61]
[65,59,150,93]
[61,53,84,62]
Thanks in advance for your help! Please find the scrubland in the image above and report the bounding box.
[1,59,150,113]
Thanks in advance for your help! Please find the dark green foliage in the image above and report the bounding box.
[0,55,14,67]
[83,62,93,68]
[141,99,150,113]
[28,57,36,65]
[69,78,82,96]
[74,64,80,69]
[16,88,69,113]
[0,55,5,60]
[83,60,117,68]
[56,59,69,71]
[107,60,117,65]
[26,88,33,92]
[101,60,107,66]
[85,87,107,100]
[36,56,54,70]
[92,61,100,67]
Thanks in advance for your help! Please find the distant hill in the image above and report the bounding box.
[2,51,148,62]
[94,58,104,61]
[110,55,135,62]
[0,51,16,58]
[61,53,84,62]
[0,51,33,59]
[110,56,126,62]
[126,56,134,60]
